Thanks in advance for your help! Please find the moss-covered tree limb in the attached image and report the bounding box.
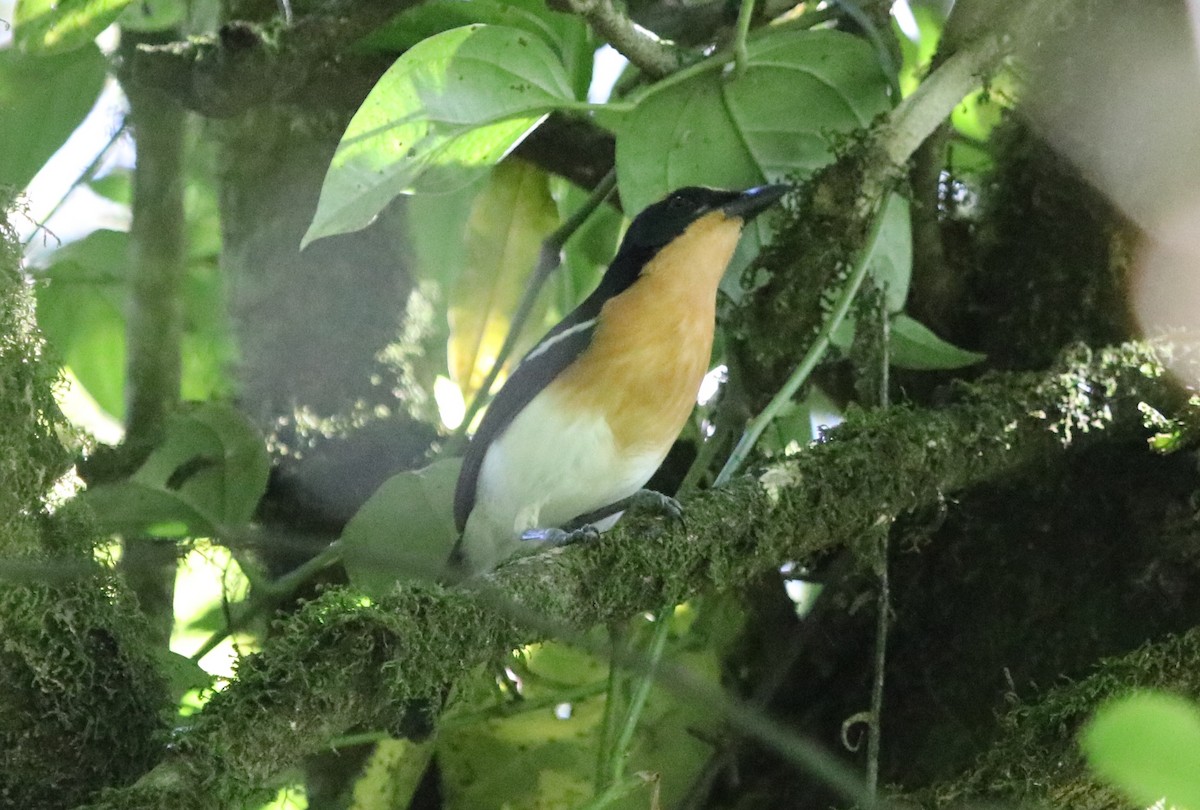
[0,208,168,808]
[79,342,1183,810]
[120,0,418,118]
[905,626,1200,808]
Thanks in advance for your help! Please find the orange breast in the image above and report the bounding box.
[550,211,745,452]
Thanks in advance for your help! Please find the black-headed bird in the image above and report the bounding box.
[452,184,788,574]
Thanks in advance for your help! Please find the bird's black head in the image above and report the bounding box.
[620,184,789,252]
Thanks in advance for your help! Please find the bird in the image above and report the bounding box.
[451,183,789,574]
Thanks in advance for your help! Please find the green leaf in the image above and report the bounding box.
[447,159,559,400]
[303,25,574,248]
[1082,691,1200,810]
[80,481,218,537]
[549,177,622,318]
[864,193,912,313]
[150,647,214,704]
[0,43,106,189]
[889,314,986,370]
[131,403,270,528]
[361,0,594,101]
[894,4,943,97]
[616,28,889,257]
[34,229,129,418]
[13,0,133,53]
[404,175,485,291]
[340,458,462,595]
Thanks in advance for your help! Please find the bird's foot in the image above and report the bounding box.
[520,524,601,547]
[625,489,684,523]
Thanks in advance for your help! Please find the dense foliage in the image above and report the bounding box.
[3,0,1200,808]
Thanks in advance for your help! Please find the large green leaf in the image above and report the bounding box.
[0,43,106,189]
[130,402,270,528]
[34,229,128,418]
[80,481,218,538]
[13,0,133,53]
[360,0,593,98]
[1082,691,1200,810]
[340,458,462,595]
[302,25,574,248]
[616,28,890,255]
[447,159,559,400]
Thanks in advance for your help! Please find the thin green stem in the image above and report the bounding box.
[621,6,838,105]
[608,606,674,786]
[595,623,626,790]
[450,168,617,448]
[578,772,657,810]
[715,201,889,486]
[189,540,345,663]
[733,0,756,77]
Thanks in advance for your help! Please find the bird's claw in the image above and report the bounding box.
[520,524,601,547]
[626,489,685,524]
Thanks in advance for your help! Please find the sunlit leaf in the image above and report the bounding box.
[80,481,218,537]
[1082,691,1200,810]
[303,25,574,248]
[34,229,129,418]
[889,314,986,370]
[0,43,106,189]
[894,4,944,97]
[448,159,559,399]
[340,457,462,595]
[13,0,132,53]
[150,647,214,704]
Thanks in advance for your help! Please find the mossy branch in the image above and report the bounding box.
[78,342,1182,809]
[907,626,1200,808]
[121,0,419,118]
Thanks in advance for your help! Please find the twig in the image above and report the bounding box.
[733,0,756,77]
[866,303,890,799]
[560,0,686,78]
[21,125,127,250]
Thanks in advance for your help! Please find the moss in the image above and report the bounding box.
[906,628,1200,808]
[962,119,1135,371]
[0,199,71,528]
[0,574,169,809]
[0,203,169,807]
[732,149,880,406]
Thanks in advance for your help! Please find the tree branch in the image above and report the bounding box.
[555,0,688,78]
[78,342,1182,809]
[120,1,416,118]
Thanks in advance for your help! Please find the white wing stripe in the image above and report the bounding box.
[521,318,597,365]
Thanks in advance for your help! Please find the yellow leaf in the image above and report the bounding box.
[447,159,559,400]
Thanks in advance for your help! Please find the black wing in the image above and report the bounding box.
[453,244,655,531]
[453,317,596,531]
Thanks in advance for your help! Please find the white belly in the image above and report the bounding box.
[461,387,666,572]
